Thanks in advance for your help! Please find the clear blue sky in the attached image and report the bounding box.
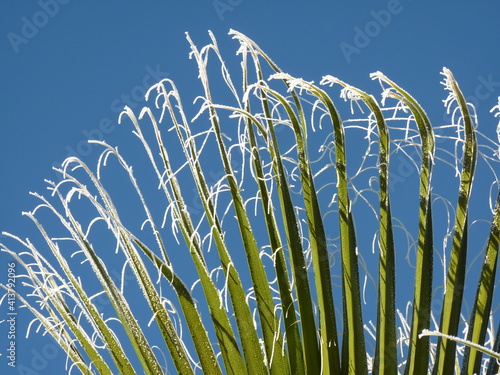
[1,1,500,374]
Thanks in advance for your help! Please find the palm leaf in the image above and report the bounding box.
[433,68,478,375]
[2,31,500,375]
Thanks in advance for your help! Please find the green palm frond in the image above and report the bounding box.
[2,31,500,374]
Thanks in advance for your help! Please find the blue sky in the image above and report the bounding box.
[1,1,500,374]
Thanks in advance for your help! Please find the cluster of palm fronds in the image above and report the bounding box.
[2,30,500,374]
